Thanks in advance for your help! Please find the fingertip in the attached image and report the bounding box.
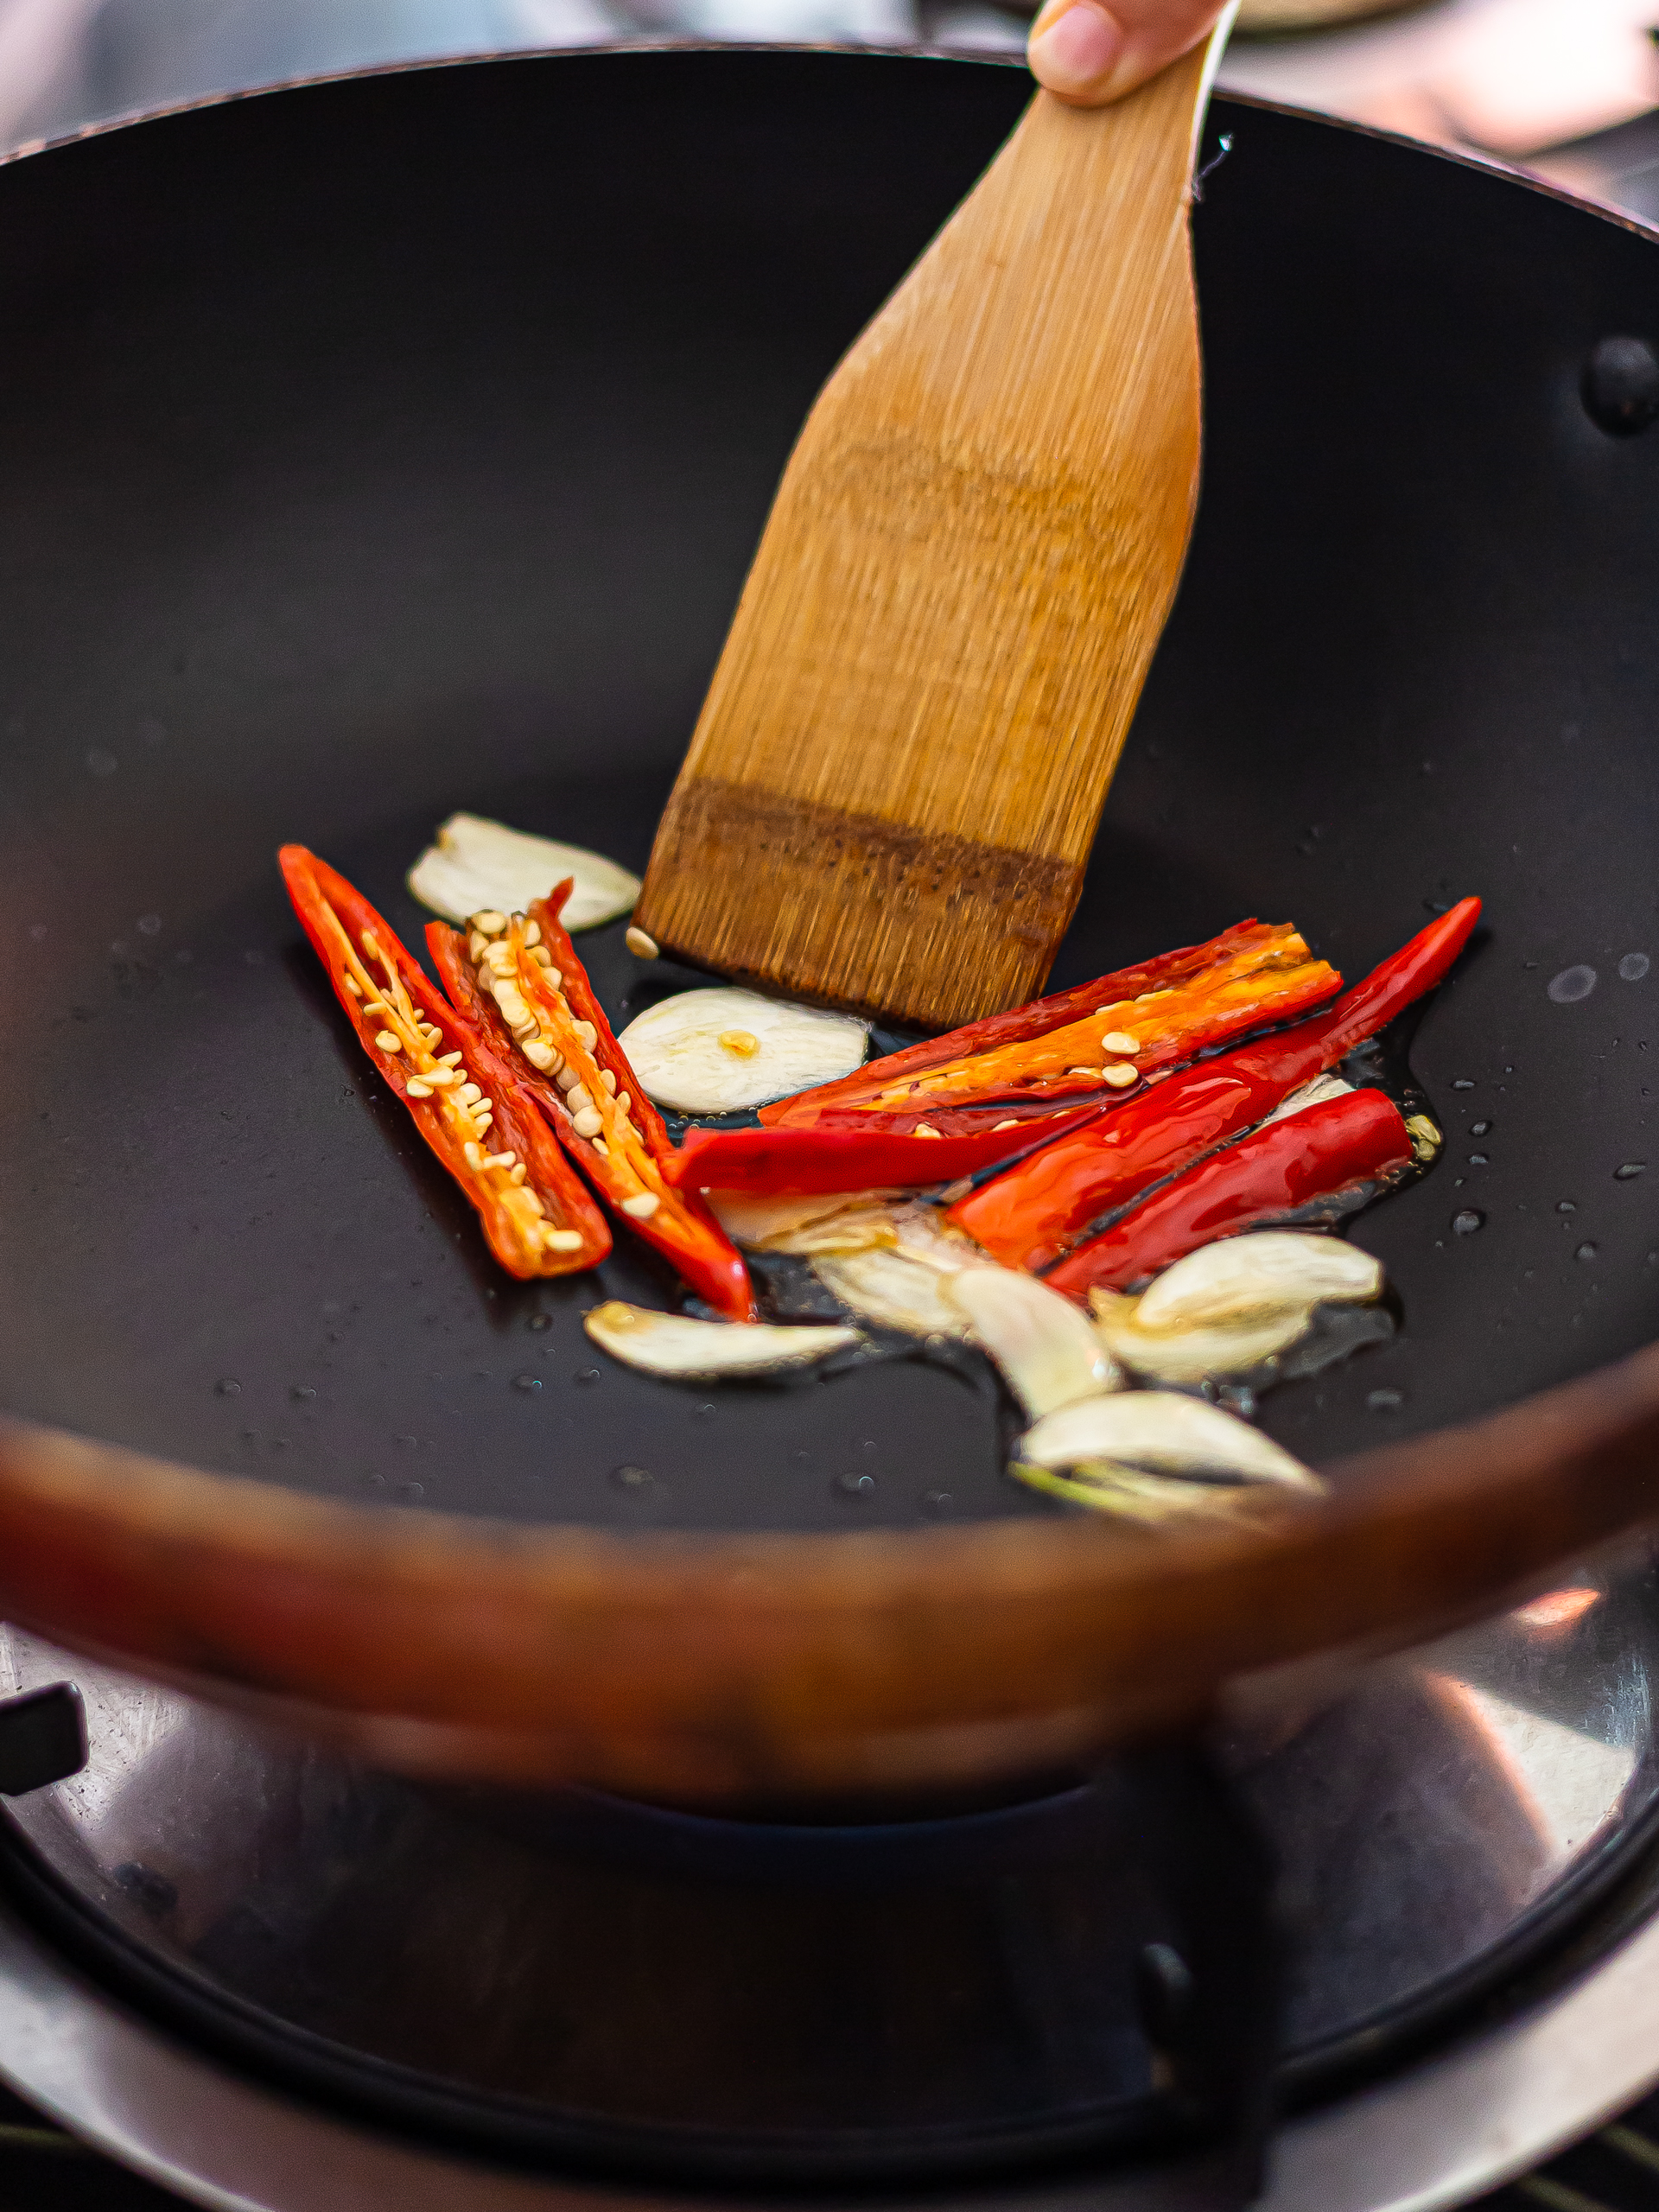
[1027,0,1126,105]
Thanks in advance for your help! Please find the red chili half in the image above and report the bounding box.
[950,899,1480,1271]
[279,847,611,1280]
[665,1104,1105,1199]
[1044,1090,1414,1302]
[429,887,754,1322]
[760,920,1338,1125]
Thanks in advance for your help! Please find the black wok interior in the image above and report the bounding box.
[0,49,1656,1533]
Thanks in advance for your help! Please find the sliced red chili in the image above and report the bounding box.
[279,847,611,1280]
[1044,1089,1413,1302]
[771,1099,1100,1140]
[762,919,1339,1125]
[1319,896,1481,1059]
[950,899,1481,1271]
[665,1104,1105,1199]
[429,886,754,1323]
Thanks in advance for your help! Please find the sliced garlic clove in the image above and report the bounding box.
[811,1247,974,1338]
[1020,1391,1323,1492]
[583,1300,858,1377]
[408,813,640,932]
[617,987,869,1115]
[947,1267,1122,1418]
[1090,1297,1312,1385]
[1011,1459,1285,1525]
[709,1189,906,1255]
[887,1207,986,1271]
[1131,1230,1382,1333]
[1262,1071,1354,1129]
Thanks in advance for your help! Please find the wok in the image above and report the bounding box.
[0,47,1657,1803]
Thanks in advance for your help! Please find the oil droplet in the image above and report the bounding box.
[696,1402,716,1417]
[1620,953,1650,982]
[921,1490,955,1516]
[528,1313,551,1331]
[1557,1199,1577,1213]
[1468,1154,1490,1166]
[1548,965,1598,1004]
[1616,1162,1646,1180]
[289,1385,316,1402]
[1577,1242,1599,1262]
[575,1367,601,1384]
[1452,1210,1484,1235]
[1367,1388,1404,1413]
[1451,1078,1476,1090]
[214,1378,240,1396]
[397,1480,424,1502]
[836,1471,877,1497]
[512,1374,542,1393]
[1470,1121,1492,1137]
[612,1465,654,1491]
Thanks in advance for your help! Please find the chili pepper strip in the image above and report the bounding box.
[762,1099,1102,1141]
[1045,1089,1414,1303]
[950,899,1480,1272]
[664,1104,1105,1199]
[759,919,1330,1126]
[429,886,754,1323]
[779,925,1339,1120]
[1318,896,1482,1061]
[279,847,611,1279]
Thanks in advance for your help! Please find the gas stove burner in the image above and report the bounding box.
[3,1550,1658,2198]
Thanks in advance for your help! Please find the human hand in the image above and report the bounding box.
[1027,0,1228,108]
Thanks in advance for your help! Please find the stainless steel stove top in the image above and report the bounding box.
[3,1547,1659,2210]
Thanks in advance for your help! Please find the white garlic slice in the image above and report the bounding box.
[409,813,640,932]
[947,1268,1122,1418]
[1020,1392,1322,1493]
[709,1189,904,1255]
[617,987,869,1115]
[583,1301,858,1377]
[1090,1295,1312,1385]
[1132,1230,1382,1333]
[1011,1459,1285,1526]
[1261,1071,1354,1129]
[811,1246,974,1338]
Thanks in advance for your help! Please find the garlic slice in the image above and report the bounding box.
[409,813,640,932]
[1132,1230,1382,1333]
[584,1300,858,1377]
[947,1268,1122,1418]
[812,1247,974,1338]
[618,987,869,1115]
[1011,1459,1290,1526]
[1262,1071,1354,1128]
[1090,1297,1311,1386]
[1020,1392,1322,1492]
[809,1205,989,1334]
[708,1189,902,1254]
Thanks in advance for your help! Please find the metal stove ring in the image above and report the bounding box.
[2,1843,1659,2212]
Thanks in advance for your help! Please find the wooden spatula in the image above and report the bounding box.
[632,28,1234,1033]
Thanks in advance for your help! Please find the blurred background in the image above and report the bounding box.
[0,0,1654,219]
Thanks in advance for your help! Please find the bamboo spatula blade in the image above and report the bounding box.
[634,35,1230,1030]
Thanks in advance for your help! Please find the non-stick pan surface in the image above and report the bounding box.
[0,51,1653,1541]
